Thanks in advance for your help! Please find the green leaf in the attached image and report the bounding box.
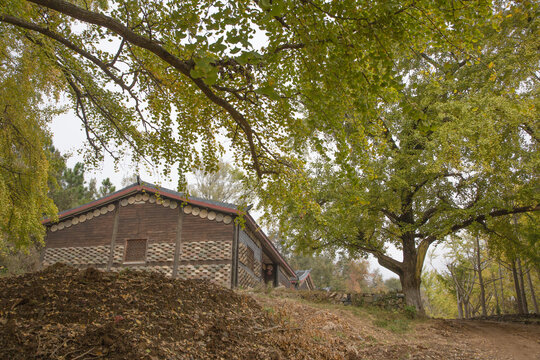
[255,85,280,101]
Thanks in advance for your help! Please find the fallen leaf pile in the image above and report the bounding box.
[0,264,352,359]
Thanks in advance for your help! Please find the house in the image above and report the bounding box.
[41,180,308,289]
[292,270,314,290]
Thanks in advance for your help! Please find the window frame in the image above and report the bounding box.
[123,238,148,264]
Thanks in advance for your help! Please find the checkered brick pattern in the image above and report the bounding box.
[113,245,125,264]
[253,259,262,277]
[43,246,110,266]
[176,264,231,288]
[146,242,175,262]
[238,242,249,268]
[109,265,173,277]
[180,241,231,261]
[239,242,262,272]
[238,266,261,289]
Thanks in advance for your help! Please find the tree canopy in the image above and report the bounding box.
[0,0,537,311]
[0,30,58,250]
[257,1,539,312]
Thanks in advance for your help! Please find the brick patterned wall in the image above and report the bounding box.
[112,245,125,264]
[109,265,173,277]
[180,241,231,261]
[146,242,175,262]
[253,258,262,277]
[43,245,110,266]
[116,202,178,245]
[44,191,237,288]
[238,242,250,267]
[46,211,115,248]
[238,265,261,288]
[176,264,230,287]
[182,213,234,243]
[278,267,292,288]
[238,242,262,276]
[238,230,261,260]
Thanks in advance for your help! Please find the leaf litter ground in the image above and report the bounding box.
[2,264,539,359]
[0,264,352,359]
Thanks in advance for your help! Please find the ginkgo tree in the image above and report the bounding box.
[0,31,58,250]
[0,0,537,311]
[258,2,539,313]
[0,0,497,178]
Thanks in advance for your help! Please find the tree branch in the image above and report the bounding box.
[25,0,267,177]
[450,204,540,235]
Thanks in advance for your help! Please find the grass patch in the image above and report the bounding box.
[252,290,423,334]
[372,317,411,333]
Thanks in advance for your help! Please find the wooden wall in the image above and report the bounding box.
[43,192,233,288]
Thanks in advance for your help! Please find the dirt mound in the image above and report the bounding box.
[0,264,349,359]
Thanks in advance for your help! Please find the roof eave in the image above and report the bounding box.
[42,183,239,225]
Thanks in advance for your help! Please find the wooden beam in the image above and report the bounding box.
[230,222,239,288]
[172,207,184,278]
[107,201,120,270]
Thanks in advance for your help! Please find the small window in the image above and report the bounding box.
[124,239,147,263]
[246,247,254,271]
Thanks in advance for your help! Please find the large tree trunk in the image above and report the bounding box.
[475,236,487,317]
[400,266,423,314]
[398,234,427,316]
[374,231,427,316]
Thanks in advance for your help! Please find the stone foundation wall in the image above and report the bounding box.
[176,264,231,288]
[43,245,110,267]
[283,290,406,310]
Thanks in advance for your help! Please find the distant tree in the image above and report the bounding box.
[368,269,387,293]
[188,160,249,204]
[341,259,370,293]
[121,174,138,187]
[384,278,402,292]
[49,160,116,211]
[287,253,345,291]
[422,270,459,318]
[98,178,116,197]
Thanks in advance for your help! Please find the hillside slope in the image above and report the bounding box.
[252,291,540,360]
[1,265,539,360]
[0,264,348,359]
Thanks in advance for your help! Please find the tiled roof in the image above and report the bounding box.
[295,270,312,282]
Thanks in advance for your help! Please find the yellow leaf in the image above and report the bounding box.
[488,62,494,69]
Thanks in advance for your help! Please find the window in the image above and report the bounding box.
[124,239,147,263]
[246,247,254,271]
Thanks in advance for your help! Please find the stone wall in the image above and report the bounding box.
[276,289,406,310]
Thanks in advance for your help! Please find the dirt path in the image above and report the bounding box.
[445,320,540,360]
[255,294,540,360]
